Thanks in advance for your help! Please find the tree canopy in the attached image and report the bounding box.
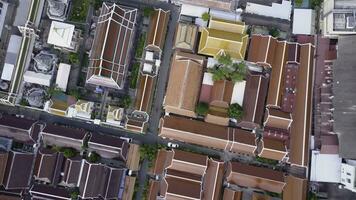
[195,102,209,116]
[201,12,211,21]
[228,103,243,119]
[209,54,247,83]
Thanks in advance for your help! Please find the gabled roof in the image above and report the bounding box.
[42,124,87,140]
[0,115,36,144]
[134,74,155,113]
[164,51,205,118]
[241,72,269,126]
[223,188,242,200]
[79,160,126,199]
[174,23,198,51]
[88,133,129,160]
[264,107,292,130]
[86,3,137,89]
[0,151,8,185]
[227,162,285,193]
[159,115,257,154]
[146,8,170,52]
[150,149,224,200]
[260,137,287,161]
[198,19,248,59]
[62,156,82,185]
[30,184,71,200]
[3,151,35,189]
[33,148,63,183]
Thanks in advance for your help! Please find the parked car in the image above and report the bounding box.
[167,142,179,148]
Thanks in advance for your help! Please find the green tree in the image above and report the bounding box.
[20,99,29,106]
[228,103,243,119]
[195,102,209,116]
[88,151,101,163]
[69,188,79,200]
[201,12,210,21]
[295,0,303,7]
[218,54,233,67]
[311,0,323,8]
[48,85,63,97]
[119,95,132,109]
[69,53,80,65]
[269,27,280,38]
[63,148,77,158]
[143,7,154,17]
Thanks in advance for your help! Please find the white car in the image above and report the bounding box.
[167,142,179,148]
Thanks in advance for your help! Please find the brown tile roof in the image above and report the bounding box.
[260,138,287,161]
[164,51,205,118]
[30,184,71,200]
[248,35,287,108]
[210,80,234,108]
[202,159,224,200]
[0,151,9,185]
[242,72,269,125]
[165,175,202,199]
[288,44,314,167]
[86,3,137,89]
[174,23,198,51]
[0,115,35,130]
[42,124,87,140]
[146,9,170,52]
[89,132,128,159]
[264,108,292,130]
[134,74,155,112]
[150,150,224,200]
[173,149,207,166]
[0,115,36,144]
[263,126,289,141]
[3,151,35,189]
[33,148,59,183]
[223,188,242,200]
[62,156,82,185]
[283,175,307,200]
[79,160,126,199]
[227,162,285,193]
[160,116,257,153]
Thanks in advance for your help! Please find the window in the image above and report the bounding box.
[347,178,351,184]
[347,172,352,176]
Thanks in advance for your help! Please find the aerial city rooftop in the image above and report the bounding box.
[0,0,355,199]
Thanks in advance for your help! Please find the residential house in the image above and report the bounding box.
[146,8,170,53]
[148,149,224,200]
[159,115,257,155]
[30,184,71,200]
[2,151,35,189]
[226,162,286,193]
[33,148,64,184]
[239,71,269,129]
[248,35,315,167]
[163,51,205,118]
[40,124,87,151]
[174,22,198,52]
[198,18,248,60]
[259,137,288,161]
[86,3,137,89]
[88,133,129,160]
[0,115,38,145]
[78,160,127,199]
